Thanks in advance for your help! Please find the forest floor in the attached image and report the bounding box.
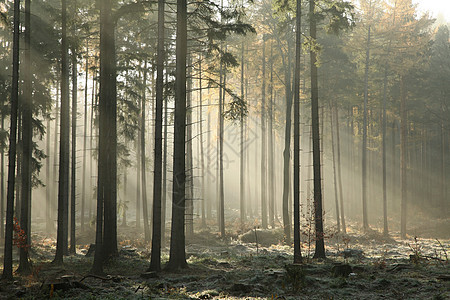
[0,217,449,299]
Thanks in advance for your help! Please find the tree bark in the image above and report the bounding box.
[199,55,206,228]
[334,106,346,233]
[54,0,70,264]
[18,0,33,274]
[382,67,388,236]
[330,102,340,233]
[268,42,274,229]
[186,54,194,237]
[1,0,20,280]
[81,39,89,233]
[310,0,325,259]
[261,38,267,229]
[362,25,371,232]
[92,0,118,274]
[166,0,188,270]
[141,61,150,242]
[240,41,246,223]
[400,77,407,239]
[149,0,165,271]
[293,0,302,264]
[70,28,78,255]
[1,115,5,239]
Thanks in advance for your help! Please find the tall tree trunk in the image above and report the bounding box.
[186,54,194,237]
[89,69,96,221]
[206,87,212,220]
[362,25,371,232]
[400,77,407,239]
[141,61,150,242]
[92,0,118,273]
[268,42,274,229]
[382,68,388,236]
[54,0,70,264]
[166,0,188,270]
[162,71,168,245]
[334,106,346,233]
[261,38,267,229]
[293,0,302,264]
[199,55,206,228]
[149,0,165,271]
[81,39,89,233]
[441,122,445,216]
[18,0,32,274]
[218,47,226,238]
[136,111,141,229]
[279,39,293,244]
[70,31,78,255]
[240,41,246,223]
[2,0,20,280]
[310,0,325,259]
[330,102,340,233]
[53,86,59,223]
[1,115,5,239]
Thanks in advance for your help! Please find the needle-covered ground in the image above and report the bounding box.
[0,218,448,299]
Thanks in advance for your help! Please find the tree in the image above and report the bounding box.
[17,0,33,274]
[140,61,150,242]
[70,0,78,254]
[2,0,21,281]
[149,0,165,272]
[293,0,302,264]
[260,36,267,229]
[92,0,118,274]
[166,0,188,270]
[54,0,70,265]
[309,0,325,259]
[361,0,372,232]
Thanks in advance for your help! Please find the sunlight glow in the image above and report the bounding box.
[414,0,450,23]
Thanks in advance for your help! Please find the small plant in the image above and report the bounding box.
[436,239,448,263]
[13,217,30,251]
[407,236,423,264]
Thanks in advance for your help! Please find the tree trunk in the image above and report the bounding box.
[166,0,188,270]
[70,33,78,255]
[1,0,20,280]
[81,39,89,233]
[1,115,5,239]
[54,0,70,264]
[334,106,346,233]
[186,55,194,237]
[362,25,371,232]
[240,41,246,223]
[162,71,168,245]
[268,42,274,229]
[400,77,407,239]
[261,38,267,229]
[293,0,302,264]
[199,55,206,228]
[92,0,118,274]
[17,0,33,274]
[330,102,340,233]
[141,61,150,242]
[136,109,141,229]
[53,87,59,223]
[279,39,293,244]
[382,67,388,236]
[310,0,325,259]
[441,122,446,216]
[149,0,165,271]
[218,46,226,238]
